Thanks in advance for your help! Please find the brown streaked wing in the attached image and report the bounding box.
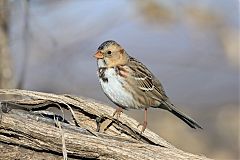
[127,56,168,102]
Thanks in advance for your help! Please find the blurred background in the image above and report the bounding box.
[0,0,239,159]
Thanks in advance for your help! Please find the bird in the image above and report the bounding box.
[94,40,202,133]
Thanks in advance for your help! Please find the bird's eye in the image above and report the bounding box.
[107,51,112,55]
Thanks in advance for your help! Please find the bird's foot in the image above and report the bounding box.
[137,121,147,134]
[112,107,123,121]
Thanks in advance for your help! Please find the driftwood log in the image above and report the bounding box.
[0,89,210,160]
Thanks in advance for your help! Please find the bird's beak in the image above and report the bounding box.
[94,51,104,59]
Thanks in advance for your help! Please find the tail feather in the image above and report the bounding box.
[165,102,203,129]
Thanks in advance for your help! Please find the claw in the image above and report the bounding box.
[112,107,123,120]
[137,121,148,134]
[137,108,148,134]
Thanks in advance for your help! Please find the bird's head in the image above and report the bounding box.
[94,40,129,68]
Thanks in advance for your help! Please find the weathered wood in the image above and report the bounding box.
[0,89,210,160]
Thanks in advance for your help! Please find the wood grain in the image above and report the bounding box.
[0,89,210,160]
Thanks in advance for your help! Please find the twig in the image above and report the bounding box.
[54,116,68,160]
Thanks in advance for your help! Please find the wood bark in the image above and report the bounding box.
[0,89,211,160]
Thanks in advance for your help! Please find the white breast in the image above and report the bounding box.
[98,67,135,108]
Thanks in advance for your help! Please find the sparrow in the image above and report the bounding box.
[94,40,202,133]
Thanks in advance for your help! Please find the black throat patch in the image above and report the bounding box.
[98,67,108,82]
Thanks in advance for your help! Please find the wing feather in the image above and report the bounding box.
[127,56,168,101]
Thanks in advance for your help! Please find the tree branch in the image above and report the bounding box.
[0,89,210,160]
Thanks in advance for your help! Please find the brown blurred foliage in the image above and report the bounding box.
[136,0,175,25]
[0,0,14,89]
[184,5,239,67]
[136,0,239,67]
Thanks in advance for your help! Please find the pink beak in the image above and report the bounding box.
[94,51,104,59]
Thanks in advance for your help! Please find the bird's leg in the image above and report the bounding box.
[137,108,148,133]
[112,106,123,120]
